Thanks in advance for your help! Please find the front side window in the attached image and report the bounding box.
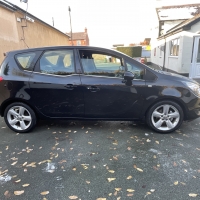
[79,50,125,77]
[126,61,144,80]
[16,52,36,71]
[39,50,75,75]
[170,38,180,56]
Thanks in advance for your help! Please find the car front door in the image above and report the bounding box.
[29,49,84,118]
[78,49,146,119]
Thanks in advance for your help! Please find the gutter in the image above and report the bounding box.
[0,0,16,11]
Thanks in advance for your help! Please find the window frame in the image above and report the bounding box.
[34,49,77,76]
[170,38,180,57]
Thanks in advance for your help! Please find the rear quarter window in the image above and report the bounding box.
[15,52,36,71]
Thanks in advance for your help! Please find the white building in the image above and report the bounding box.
[151,4,200,80]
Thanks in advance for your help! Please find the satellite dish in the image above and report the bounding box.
[20,0,28,3]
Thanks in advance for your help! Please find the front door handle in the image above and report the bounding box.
[87,86,100,92]
[64,84,76,90]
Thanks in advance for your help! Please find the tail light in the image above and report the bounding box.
[0,77,3,81]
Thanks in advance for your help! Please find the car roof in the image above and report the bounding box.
[7,46,115,54]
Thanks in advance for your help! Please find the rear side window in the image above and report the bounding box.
[39,50,75,75]
[16,52,36,71]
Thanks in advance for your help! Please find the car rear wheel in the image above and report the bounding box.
[146,101,184,133]
[4,102,36,133]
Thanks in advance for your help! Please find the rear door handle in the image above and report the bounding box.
[65,84,77,90]
[87,86,100,92]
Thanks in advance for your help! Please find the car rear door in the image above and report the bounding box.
[29,48,84,118]
[77,48,146,119]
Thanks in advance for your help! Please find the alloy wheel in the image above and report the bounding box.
[7,106,32,131]
[151,104,180,131]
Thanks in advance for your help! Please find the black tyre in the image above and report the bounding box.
[146,101,184,133]
[4,102,37,133]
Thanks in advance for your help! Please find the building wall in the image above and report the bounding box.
[189,21,200,33]
[151,22,200,75]
[151,40,165,68]
[160,20,185,35]
[69,39,87,46]
[165,33,183,74]
[0,6,69,62]
[152,33,193,74]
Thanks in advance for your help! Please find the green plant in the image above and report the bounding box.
[116,46,142,58]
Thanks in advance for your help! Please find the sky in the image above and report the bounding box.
[6,0,200,48]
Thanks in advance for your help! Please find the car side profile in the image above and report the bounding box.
[0,46,200,133]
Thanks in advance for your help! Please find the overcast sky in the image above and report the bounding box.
[7,0,200,47]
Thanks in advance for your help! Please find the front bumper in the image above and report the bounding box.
[186,106,200,121]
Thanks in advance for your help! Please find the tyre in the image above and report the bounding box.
[4,102,37,133]
[146,101,184,133]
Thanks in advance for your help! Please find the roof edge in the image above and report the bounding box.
[1,0,70,38]
[0,0,16,11]
[158,15,200,39]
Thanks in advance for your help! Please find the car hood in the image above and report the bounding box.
[156,70,199,85]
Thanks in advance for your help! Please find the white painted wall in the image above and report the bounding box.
[189,21,200,33]
[161,20,185,35]
[151,40,165,68]
[151,21,200,75]
[180,33,194,73]
[164,33,183,73]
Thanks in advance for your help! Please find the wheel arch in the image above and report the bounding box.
[144,97,188,120]
[1,99,39,119]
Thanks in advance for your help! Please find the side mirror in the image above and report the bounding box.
[124,71,134,80]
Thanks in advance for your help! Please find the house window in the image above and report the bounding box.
[170,38,180,56]
[154,48,156,56]
[77,40,81,46]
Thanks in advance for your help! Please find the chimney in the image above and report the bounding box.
[85,27,87,33]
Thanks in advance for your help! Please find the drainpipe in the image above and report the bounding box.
[163,37,166,71]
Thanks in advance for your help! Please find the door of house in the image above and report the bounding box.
[190,36,200,79]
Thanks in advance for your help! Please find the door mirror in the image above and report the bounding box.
[124,71,135,80]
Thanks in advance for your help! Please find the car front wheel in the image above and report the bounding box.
[146,101,184,133]
[4,102,36,133]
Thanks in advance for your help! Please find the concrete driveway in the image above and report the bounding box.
[0,117,200,200]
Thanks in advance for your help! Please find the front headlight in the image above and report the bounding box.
[182,81,200,97]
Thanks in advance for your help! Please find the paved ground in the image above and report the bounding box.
[0,118,200,200]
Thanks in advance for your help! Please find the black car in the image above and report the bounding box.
[0,46,200,133]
